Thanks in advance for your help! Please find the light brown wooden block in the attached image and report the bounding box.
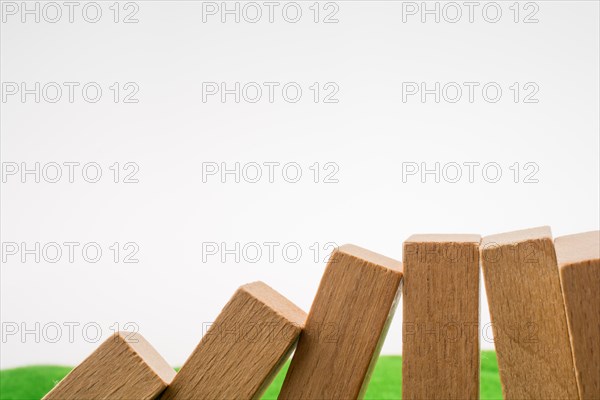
[43,331,175,400]
[278,244,403,400]
[402,234,481,400]
[481,226,579,400]
[556,230,600,400]
[161,281,306,400]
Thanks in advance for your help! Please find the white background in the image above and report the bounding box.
[1,0,599,368]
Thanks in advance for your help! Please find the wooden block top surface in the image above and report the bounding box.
[239,281,306,327]
[124,332,177,384]
[334,244,403,274]
[405,233,481,244]
[555,230,600,268]
[481,225,551,246]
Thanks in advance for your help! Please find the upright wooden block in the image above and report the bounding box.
[161,281,306,400]
[278,244,403,400]
[402,234,481,400]
[556,230,600,400]
[481,226,579,400]
[43,331,175,400]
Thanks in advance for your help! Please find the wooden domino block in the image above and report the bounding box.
[278,244,403,400]
[161,281,306,400]
[556,230,600,400]
[43,331,175,400]
[402,234,481,400]
[481,226,579,400]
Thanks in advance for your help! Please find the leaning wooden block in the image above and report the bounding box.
[161,281,306,400]
[402,234,481,400]
[556,230,600,400]
[278,244,403,400]
[481,226,578,400]
[43,331,175,400]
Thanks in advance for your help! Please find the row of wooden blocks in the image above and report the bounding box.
[43,227,599,400]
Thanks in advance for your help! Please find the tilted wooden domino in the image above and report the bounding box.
[481,226,578,400]
[42,331,175,400]
[161,281,306,400]
[556,230,600,400]
[402,234,481,400]
[278,244,403,400]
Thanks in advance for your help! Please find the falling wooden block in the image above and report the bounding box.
[43,331,175,400]
[161,281,306,400]
[402,234,481,400]
[278,244,403,400]
[556,230,600,400]
[481,226,579,400]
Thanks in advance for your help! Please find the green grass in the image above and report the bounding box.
[0,366,72,400]
[1,352,502,400]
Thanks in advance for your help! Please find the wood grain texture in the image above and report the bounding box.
[278,244,403,400]
[42,331,175,400]
[481,226,579,400]
[161,281,306,400]
[556,231,600,400]
[402,234,481,400]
